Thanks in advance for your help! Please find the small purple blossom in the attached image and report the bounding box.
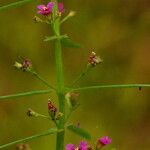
[22,58,31,69]
[66,144,75,150]
[99,136,112,145]
[37,2,54,16]
[79,141,88,150]
[58,2,65,14]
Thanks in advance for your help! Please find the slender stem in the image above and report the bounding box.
[52,1,65,150]
[54,36,65,150]
[0,89,51,100]
[70,65,90,87]
[65,104,80,123]
[0,128,60,149]
[0,0,34,12]
[32,72,56,90]
[38,114,50,119]
[68,84,150,92]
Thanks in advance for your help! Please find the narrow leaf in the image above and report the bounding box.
[68,84,150,92]
[67,125,91,140]
[44,35,68,42]
[0,0,34,12]
[0,128,59,149]
[0,89,52,100]
[61,38,81,48]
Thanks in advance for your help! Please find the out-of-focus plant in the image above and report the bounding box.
[0,0,150,150]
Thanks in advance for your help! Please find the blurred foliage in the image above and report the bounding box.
[0,0,150,150]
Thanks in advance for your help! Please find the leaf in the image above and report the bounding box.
[0,89,52,100]
[68,84,150,92]
[0,128,59,149]
[67,124,91,140]
[44,35,68,42]
[0,0,34,12]
[61,37,82,48]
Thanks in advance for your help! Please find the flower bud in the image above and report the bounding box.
[16,144,31,150]
[14,58,33,72]
[56,112,63,120]
[65,92,79,108]
[48,99,57,120]
[56,11,62,17]
[14,62,23,69]
[27,108,38,117]
[68,11,76,17]
[22,58,32,72]
[33,16,43,23]
[88,52,103,67]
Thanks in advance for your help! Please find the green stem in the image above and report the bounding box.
[0,89,51,100]
[68,84,150,92]
[32,72,56,90]
[0,0,34,12]
[70,65,90,87]
[52,1,65,149]
[54,35,65,150]
[65,104,80,123]
[0,128,60,149]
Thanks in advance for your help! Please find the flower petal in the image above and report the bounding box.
[37,10,43,14]
[47,2,54,10]
[66,144,75,150]
[37,4,45,10]
[99,136,112,145]
[58,2,64,13]
[79,141,88,150]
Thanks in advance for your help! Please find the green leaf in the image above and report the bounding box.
[44,35,68,42]
[67,84,150,92]
[0,0,34,12]
[0,128,59,149]
[61,37,82,48]
[67,124,91,140]
[0,89,52,100]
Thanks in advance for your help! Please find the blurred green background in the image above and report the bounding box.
[0,0,150,150]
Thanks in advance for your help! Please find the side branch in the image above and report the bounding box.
[0,0,34,12]
[68,84,150,91]
[0,89,52,100]
[32,72,56,90]
[70,65,90,87]
[0,128,60,149]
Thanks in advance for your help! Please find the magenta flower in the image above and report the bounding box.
[99,136,112,145]
[48,99,57,112]
[22,58,31,69]
[58,2,65,14]
[88,52,102,66]
[37,2,54,16]
[66,144,75,150]
[66,141,88,150]
[79,141,88,150]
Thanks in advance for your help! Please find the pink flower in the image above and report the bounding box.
[99,136,112,145]
[88,52,102,66]
[66,141,88,150]
[22,58,31,69]
[37,2,54,16]
[58,2,65,14]
[48,99,57,113]
[66,144,75,150]
[79,141,88,150]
